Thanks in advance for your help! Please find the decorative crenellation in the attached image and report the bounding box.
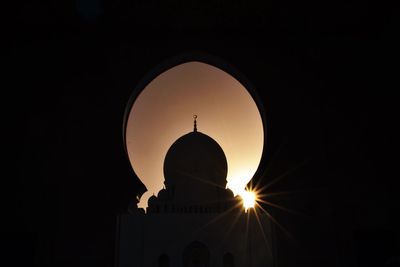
[146,202,238,214]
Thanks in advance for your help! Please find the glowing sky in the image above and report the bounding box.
[126,61,264,208]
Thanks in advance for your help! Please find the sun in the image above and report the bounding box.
[240,190,257,212]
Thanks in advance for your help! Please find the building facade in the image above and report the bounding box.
[116,124,274,267]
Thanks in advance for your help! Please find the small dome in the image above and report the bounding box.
[157,188,168,200]
[148,194,158,206]
[163,131,228,204]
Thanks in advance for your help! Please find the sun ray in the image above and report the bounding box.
[257,199,308,218]
[256,202,294,242]
[218,207,244,248]
[192,201,242,236]
[259,187,326,198]
[253,206,272,254]
[257,160,308,193]
[244,208,251,256]
[247,139,288,192]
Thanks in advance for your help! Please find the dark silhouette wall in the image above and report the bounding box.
[6,1,398,267]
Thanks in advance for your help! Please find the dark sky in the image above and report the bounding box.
[5,1,399,267]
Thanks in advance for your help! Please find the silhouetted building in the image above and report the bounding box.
[116,119,274,267]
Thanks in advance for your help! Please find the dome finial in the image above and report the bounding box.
[193,115,198,132]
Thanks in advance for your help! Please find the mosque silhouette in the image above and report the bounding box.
[115,117,275,267]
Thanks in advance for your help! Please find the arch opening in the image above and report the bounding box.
[183,241,210,267]
[124,55,266,209]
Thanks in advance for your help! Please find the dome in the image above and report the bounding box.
[157,188,168,200]
[163,131,228,204]
[148,194,158,206]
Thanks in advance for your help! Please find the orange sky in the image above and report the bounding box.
[126,62,264,208]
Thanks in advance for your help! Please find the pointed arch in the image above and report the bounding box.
[124,52,267,207]
[183,241,210,267]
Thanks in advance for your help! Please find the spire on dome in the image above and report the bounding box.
[193,115,198,132]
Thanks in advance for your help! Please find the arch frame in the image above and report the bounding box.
[122,51,269,198]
